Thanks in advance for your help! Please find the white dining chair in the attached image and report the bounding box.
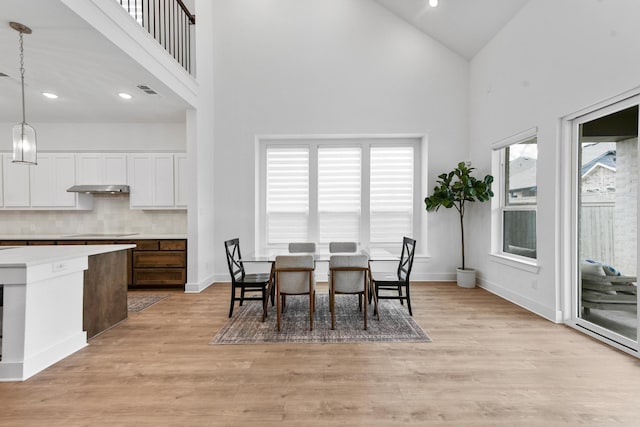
[329,254,378,330]
[329,241,357,253]
[274,255,316,331]
[288,242,316,253]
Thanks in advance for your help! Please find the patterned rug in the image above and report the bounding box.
[127,294,170,312]
[210,294,431,344]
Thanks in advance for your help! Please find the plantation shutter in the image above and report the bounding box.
[266,146,309,244]
[370,146,414,242]
[318,146,361,243]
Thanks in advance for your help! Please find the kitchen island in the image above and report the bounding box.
[0,244,134,381]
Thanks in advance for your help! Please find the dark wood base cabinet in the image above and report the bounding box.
[0,239,187,289]
[131,240,187,287]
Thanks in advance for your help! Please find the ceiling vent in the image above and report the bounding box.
[137,84,158,95]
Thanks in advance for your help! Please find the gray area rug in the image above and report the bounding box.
[211,294,431,344]
[127,294,170,312]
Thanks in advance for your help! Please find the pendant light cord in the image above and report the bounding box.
[19,31,26,124]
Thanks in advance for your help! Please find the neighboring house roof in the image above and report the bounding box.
[509,143,617,192]
[508,157,536,192]
[581,150,616,177]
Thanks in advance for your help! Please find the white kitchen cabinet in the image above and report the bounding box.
[128,153,181,209]
[30,154,77,207]
[2,154,31,207]
[174,153,188,208]
[76,153,127,185]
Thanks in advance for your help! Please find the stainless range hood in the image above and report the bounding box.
[67,184,130,194]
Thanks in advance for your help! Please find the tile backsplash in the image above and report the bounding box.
[0,195,187,235]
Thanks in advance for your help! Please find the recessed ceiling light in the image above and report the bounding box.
[429,0,438,7]
[42,92,58,99]
[118,92,133,100]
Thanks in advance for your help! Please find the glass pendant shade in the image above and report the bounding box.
[12,122,37,165]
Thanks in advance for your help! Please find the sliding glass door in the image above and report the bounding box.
[573,97,639,350]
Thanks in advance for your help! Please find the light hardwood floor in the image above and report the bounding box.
[1,282,639,426]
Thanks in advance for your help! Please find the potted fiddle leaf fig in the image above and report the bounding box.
[425,162,494,288]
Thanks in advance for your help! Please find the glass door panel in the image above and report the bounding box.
[576,103,638,346]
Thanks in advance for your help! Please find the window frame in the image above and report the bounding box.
[491,127,539,264]
[257,134,424,252]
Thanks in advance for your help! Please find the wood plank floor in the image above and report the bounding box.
[1,282,640,426]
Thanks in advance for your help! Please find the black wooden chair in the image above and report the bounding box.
[369,236,416,316]
[224,238,274,321]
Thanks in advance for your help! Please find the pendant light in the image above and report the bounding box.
[10,22,37,165]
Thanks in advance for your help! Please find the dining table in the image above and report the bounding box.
[239,246,398,321]
[240,247,398,263]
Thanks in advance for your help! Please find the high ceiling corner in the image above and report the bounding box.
[372,0,530,60]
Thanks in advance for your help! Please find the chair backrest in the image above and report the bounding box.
[288,242,316,253]
[275,255,315,294]
[397,237,416,282]
[329,241,357,253]
[224,238,244,282]
[329,254,369,293]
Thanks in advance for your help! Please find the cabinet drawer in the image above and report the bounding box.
[133,268,186,285]
[27,241,56,245]
[57,240,88,245]
[159,240,186,250]
[133,251,186,268]
[0,241,27,246]
[134,240,160,250]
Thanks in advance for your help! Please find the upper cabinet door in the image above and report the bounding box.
[77,153,127,185]
[174,153,188,208]
[30,154,76,207]
[128,153,184,209]
[153,154,175,207]
[128,154,154,207]
[103,154,127,184]
[2,154,31,207]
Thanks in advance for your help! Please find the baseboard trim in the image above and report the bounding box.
[478,277,561,323]
[185,274,216,293]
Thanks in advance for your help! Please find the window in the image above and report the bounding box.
[318,147,361,242]
[261,137,419,248]
[370,146,414,243]
[492,129,537,259]
[266,146,309,243]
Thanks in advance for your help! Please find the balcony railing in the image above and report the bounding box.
[117,0,195,74]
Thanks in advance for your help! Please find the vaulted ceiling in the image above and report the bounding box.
[374,0,529,59]
[0,0,528,123]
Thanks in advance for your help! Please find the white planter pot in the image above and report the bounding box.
[456,268,476,288]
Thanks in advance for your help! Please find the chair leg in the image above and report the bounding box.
[309,290,315,331]
[398,285,404,306]
[270,283,276,306]
[276,289,282,332]
[261,286,268,322]
[363,289,368,331]
[228,284,236,318]
[372,286,380,321]
[330,285,335,330]
[405,283,412,316]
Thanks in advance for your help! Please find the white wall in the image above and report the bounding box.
[469,0,640,320]
[0,122,186,152]
[211,0,470,280]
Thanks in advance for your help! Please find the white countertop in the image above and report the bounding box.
[0,244,135,267]
[0,234,186,240]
